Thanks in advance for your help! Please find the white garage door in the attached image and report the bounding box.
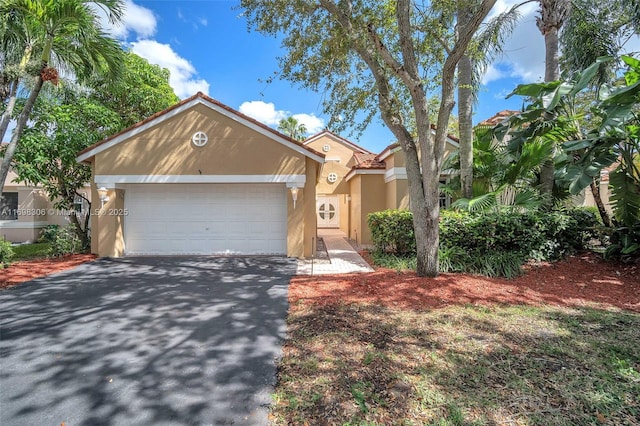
[124,183,287,255]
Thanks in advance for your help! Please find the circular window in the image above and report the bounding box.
[327,172,338,183]
[192,131,208,147]
[323,144,331,152]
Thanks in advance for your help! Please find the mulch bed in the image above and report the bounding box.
[0,254,97,290]
[292,251,640,312]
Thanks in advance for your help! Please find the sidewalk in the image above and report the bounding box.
[297,229,374,275]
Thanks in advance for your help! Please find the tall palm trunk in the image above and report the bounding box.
[537,0,568,207]
[457,7,474,199]
[0,77,19,142]
[0,73,44,194]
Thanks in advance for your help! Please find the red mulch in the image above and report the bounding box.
[291,252,640,313]
[0,254,96,289]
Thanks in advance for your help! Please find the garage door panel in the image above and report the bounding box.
[124,183,287,255]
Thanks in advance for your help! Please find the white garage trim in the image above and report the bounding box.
[95,174,306,188]
[124,183,287,256]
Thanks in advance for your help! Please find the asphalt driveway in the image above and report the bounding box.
[0,256,296,426]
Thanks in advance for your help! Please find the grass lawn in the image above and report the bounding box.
[12,242,51,260]
[273,302,640,425]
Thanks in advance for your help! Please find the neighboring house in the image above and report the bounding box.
[304,129,460,245]
[0,167,91,242]
[76,92,325,258]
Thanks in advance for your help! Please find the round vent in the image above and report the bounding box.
[192,131,208,147]
[323,144,331,152]
[327,172,338,183]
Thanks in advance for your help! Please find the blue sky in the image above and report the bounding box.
[101,0,639,154]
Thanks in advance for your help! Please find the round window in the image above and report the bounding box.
[327,172,338,183]
[323,144,331,152]
[192,131,208,147]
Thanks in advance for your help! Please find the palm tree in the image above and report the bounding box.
[278,116,308,141]
[0,0,124,194]
[536,0,570,204]
[456,1,521,199]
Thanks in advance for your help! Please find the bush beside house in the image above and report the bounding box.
[368,208,600,278]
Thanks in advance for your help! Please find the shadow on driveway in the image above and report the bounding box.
[0,256,296,426]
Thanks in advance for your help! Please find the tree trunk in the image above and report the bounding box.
[0,78,19,143]
[69,210,90,250]
[0,74,45,194]
[458,54,474,199]
[589,178,612,227]
[539,14,561,206]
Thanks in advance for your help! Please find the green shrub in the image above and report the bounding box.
[367,209,415,255]
[39,225,60,243]
[49,226,83,256]
[368,208,599,278]
[0,240,14,268]
[605,223,640,262]
[371,251,417,271]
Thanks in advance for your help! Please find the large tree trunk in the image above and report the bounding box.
[0,78,19,143]
[0,74,45,194]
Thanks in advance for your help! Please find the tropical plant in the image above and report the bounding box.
[560,0,640,85]
[493,55,640,259]
[0,0,124,194]
[277,116,307,141]
[10,54,179,247]
[443,126,549,212]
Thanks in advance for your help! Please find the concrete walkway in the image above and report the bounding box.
[297,229,374,275]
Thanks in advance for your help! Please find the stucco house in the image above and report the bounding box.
[76,92,324,258]
[0,167,91,243]
[76,92,460,258]
[303,129,459,245]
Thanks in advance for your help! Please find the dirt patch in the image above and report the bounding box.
[0,254,96,289]
[292,252,640,312]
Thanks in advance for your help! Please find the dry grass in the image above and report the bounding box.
[272,302,640,425]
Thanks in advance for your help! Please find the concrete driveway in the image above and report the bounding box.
[0,256,296,426]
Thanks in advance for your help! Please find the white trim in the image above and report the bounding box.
[384,167,407,183]
[77,97,325,164]
[0,221,49,229]
[325,156,341,162]
[377,146,402,161]
[95,174,306,188]
[376,131,459,162]
[345,169,385,182]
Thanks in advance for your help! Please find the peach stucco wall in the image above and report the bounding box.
[95,104,306,177]
[305,134,353,196]
[349,174,386,245]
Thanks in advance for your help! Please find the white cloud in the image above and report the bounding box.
[239,101,288,126]
[129,40,210,98]
[292,113,325,134]
[481,1,545,84]
[99,0,157,39]
[239,101,325,135]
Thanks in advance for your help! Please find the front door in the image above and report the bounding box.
[317,196,339,228]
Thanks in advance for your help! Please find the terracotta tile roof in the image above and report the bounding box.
[77,92,325,160]
[477,110,520,127]
[352,152,386,170]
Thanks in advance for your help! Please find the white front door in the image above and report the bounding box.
[317,196,339,228]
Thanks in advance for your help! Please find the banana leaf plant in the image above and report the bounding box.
[493,56,640,259]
